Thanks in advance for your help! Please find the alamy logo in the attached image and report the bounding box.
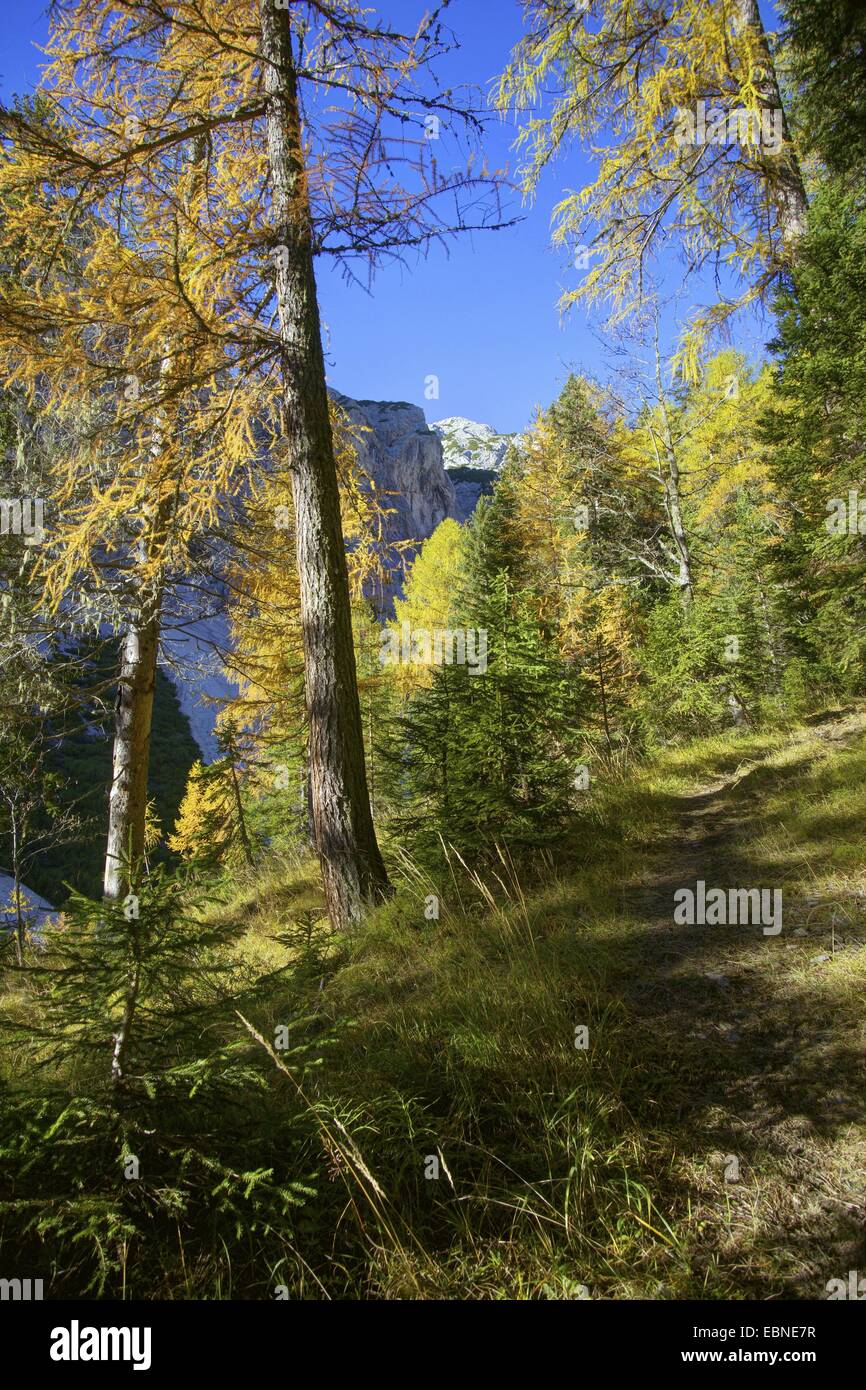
[50,1320,152,1371]
[673,881,782,936]
[826,1270,866,1300]
[380,621,488,675]
[673,100,783,155]
[0,497,44,544]
[0,1276,43,1300]
[825,491,866,536]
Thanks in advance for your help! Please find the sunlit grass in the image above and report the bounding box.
[2,705,864,1297]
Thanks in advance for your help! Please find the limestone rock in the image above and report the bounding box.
[336,395,458,542]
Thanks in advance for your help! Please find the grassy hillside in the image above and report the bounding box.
[4,707,862,1298]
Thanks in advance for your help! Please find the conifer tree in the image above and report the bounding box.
[639,351,789,733]
[516,380,646,713]
[0,0,508,929]
[0,864,318,1294]
[785,0,866,183]
[169,722,259,871]
[222,399,392,845]
[388,518,466,697]
[765,184,866,689]
[391,493,585,857]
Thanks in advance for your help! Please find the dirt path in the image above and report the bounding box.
[615,712,866,1297]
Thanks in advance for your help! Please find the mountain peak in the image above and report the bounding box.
[430,417,515,473]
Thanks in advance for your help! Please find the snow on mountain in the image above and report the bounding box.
[430,417,515,473]
[430,417,517,521]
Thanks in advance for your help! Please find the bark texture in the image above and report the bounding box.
[259,1,390,930]
[103,605,161,899]
[733,0,809,249]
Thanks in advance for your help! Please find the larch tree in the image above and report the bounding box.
[612,319,698,606]
[497,0,808,375]
[168,720,258,870]
[389,517,466,696]
[0,0,511,929]
[0,151,257,899]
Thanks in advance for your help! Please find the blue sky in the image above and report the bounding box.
[1,1,781,434]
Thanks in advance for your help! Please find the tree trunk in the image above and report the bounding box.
[595,634,613,754]
[103,323,177,901]
[662,422,694,604]
[732,0,809,249]
[654,345,694,604]
[111,916,142,1088]
[302,756,315,849]
[103,604,161,899]
[11,809,24,965]
[228,755,255,868]
[259,1,390,930]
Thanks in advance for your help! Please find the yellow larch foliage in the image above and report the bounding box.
[496,1,807,377]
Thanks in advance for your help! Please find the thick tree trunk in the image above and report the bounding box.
[103,604,161,899]
[732,0,809,249]
[259,1,390,930]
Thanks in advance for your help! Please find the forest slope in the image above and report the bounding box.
[199,705,866,1298]
[4,708,863,1298]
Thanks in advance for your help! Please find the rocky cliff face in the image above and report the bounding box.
[166,394,460,757]
[334,394,459,611]
[161,614,237,764]
[335,395,458,540]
